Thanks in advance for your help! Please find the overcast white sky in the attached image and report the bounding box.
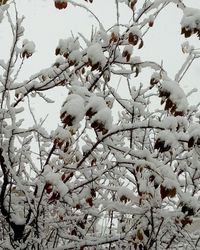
[1,0,200,77]
[1,0,200,129]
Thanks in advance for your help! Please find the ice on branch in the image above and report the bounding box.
[181,41,194,54]
[0,4,8,23]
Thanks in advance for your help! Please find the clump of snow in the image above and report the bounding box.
[130,56,141,72]
[181,7,200,30]
[15,86,27,98]
[111,26,120,34]
[122,45,133,61]
[60,94,85,126]
[86,95,113,133]
[117,187,138,203]
[128,26,143,49]
[45,171,60,187]
[52,126,71,141]
[43,164,53,177]
[70,80,91,99]
[162,178,178,190]
[56,37,80,55]
[86,96,107,114]
[11,214,26,226]
[109,26,120,44]
[68,50,82,64]
[188,124,200,140]
[53,56,66,67]
[123,45,133,54]
[87,43,106,69]
[150,72,161,86]
[129,26,142,38]
[181,7,200,38]
[160,80,188,113]
[45,171,69,198]
[157,131,178,148]
[55,0,67,3]
[20,39,35,59]
[91,107,113,131]
[162,116,188,131]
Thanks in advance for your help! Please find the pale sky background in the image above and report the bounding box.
[1,0,200,130]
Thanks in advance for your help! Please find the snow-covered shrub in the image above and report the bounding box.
[0,1,200,249]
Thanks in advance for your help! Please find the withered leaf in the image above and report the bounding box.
[188,137,195,148]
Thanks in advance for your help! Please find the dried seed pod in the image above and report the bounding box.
[44,183,53,194]
[55,47,61,55]
[86,197,93,207]
[120,195,129,203]
[128,0,137,10]
[181,205,194,216]
[90,188,96,197]
[91,120,108,134]
[55,0,68,9]
[86,108,97,118]
[160,185,176,199]
[60,112,74,126]
[128,33,138,46]
[154,139,171,153]
[149,21,154,27]
[109,32,119,44]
